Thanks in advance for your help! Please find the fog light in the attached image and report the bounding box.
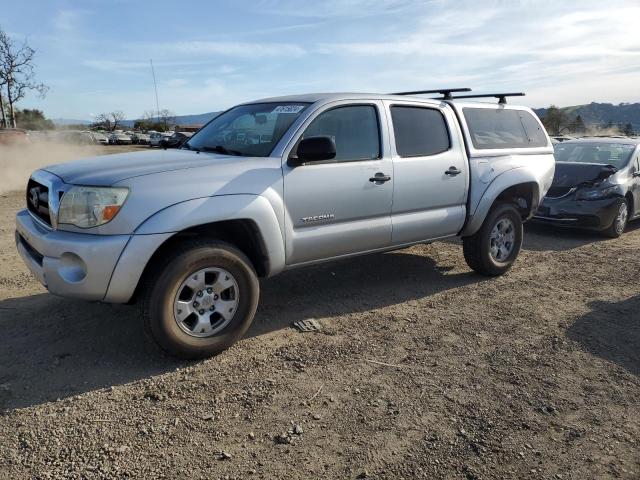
[58,252,87,283]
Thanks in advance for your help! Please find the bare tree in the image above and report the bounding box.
[94,111,125,132]
[110,110,125,131]
[158,109,175,132]
[0,27,48,128]
[0,90,7,128]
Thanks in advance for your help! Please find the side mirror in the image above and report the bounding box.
[289,136,336,166]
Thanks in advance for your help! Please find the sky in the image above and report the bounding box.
[2,0,639,120]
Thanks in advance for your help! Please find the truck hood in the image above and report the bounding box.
[43,149,230,185]
[552,162,618,188]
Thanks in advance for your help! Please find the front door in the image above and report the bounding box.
[283,101,393,265]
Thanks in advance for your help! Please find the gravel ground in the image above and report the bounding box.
[0,187,638,479]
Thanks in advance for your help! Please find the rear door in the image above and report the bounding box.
[282,100,393,265]
[384,101,468,244]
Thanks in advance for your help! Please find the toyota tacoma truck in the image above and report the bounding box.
[15,89,555,358]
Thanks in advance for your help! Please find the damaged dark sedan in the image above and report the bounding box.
[534,138,640,237]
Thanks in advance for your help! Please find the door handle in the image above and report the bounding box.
[445,166,462,176]
[369,173,391,183]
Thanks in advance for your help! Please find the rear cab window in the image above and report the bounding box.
[463,107,548,150]
[390,106,450,157]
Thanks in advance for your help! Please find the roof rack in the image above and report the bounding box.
[389,88,471,100]
[449,92,525,104]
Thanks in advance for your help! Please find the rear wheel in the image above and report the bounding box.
[602,199,629,238]
[463,203,523,276]
[141,240,259,359]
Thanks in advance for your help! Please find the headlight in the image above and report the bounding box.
[58,186,129,228]
[575,186,619,201]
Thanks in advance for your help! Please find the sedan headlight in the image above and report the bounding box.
[575,185,620,201]
[58,186,129,228]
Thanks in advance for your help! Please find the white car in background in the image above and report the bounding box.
[91,132,109,145]
[108,132,133,145]
[149,131,173,147]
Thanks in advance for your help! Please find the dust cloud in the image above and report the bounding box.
[0,141,103,195]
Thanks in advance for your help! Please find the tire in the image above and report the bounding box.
[463,203,523,276]
[601,199,629,238]
[140,240,259,359]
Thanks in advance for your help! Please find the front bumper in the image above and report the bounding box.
[15,209,130,301]
[533,196,621,230]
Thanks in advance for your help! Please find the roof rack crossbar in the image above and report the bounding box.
[390,88,471,100]
[449,92,525,104]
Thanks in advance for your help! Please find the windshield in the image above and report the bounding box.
[554,142,636,169]
[185,102,310,157]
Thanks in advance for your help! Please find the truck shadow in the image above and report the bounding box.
[566,295,640,378]
[0,250,481,410]
[522,220,640,252]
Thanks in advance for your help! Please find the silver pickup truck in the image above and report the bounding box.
[15,90,554,358]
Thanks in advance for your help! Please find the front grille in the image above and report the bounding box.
[545,186,574,199]
[26,178,51,226]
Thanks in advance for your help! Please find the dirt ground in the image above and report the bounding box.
[0,182,638,479]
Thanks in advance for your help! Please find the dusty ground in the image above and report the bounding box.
[0,182,638,478]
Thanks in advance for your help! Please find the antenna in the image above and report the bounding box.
[390,88,472,100]
[449,92,525,104]
[150,59,160,119]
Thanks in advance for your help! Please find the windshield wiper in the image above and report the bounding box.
[201,145,243,156]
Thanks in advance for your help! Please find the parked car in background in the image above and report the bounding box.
[149,131,173,147]
[109,132,133,145]
[534,137,640,237]
[0,128,29,145]
[135,133,150,145]
[64,131,95,145]
[160,131,193,149]
[91,132,109,145]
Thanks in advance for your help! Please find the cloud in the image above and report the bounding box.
[166,40,306,58]
[52,9,90,32]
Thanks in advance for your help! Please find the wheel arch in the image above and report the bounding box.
[104,194,286,304]
[128,219,269,305]
[462,170,541,237]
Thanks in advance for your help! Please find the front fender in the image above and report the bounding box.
[136,194,285,272]
[461,167,548,237]
[103,195,285,303]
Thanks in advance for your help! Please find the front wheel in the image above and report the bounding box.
[141,240,259,359]
[601,199,629,238]
[463,203,523,276]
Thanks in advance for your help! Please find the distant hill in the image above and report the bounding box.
[534,102,640,131]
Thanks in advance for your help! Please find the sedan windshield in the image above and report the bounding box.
[185,102,310,157]
[554,142,636,169]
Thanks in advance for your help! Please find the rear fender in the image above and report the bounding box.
[461,167,544,237]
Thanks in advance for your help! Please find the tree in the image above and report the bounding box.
[0,90,7,128]
[0,27,48,128]
[541,105,569,135]
[622,123,635,136]
[94,111,125,131]
[14,108,54,130]
[158,109,175,132]
[569,114,586,134]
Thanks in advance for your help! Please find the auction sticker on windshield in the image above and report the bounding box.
[272,105,306,114]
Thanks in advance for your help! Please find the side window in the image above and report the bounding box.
[390,106,450,157]
[301,105,380,161]
[463,108,548,149]
[519,111,549,147]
